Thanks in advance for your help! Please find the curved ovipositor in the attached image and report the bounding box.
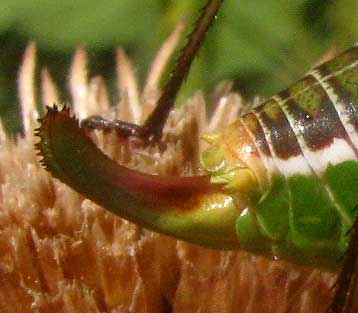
[36,45,358,269]
[35,106,242,250]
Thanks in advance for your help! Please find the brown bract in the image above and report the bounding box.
[0,24,336,312]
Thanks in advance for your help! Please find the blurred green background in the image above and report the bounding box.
[0,0,358,135]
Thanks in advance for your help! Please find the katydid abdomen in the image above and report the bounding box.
[201,45,358,267]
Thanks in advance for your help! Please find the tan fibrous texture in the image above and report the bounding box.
[1,25,336,313]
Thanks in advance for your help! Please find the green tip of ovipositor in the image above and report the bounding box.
[35,105,241,249]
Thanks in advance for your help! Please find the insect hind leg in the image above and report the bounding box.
[82,0,223,145]
[80,116,148,140]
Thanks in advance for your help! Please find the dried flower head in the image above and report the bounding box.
[0,23,337,313]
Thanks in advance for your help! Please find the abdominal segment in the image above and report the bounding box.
[204,45,358,267]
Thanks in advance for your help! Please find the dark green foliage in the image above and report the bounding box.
[0,0,358,134]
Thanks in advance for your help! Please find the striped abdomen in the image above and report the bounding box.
[202,45,358,267]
